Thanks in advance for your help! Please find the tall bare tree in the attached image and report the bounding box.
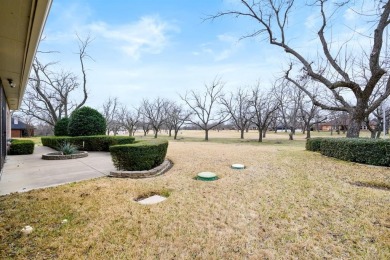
[211,0,390,137]
[299,96,327,139]
[180,78,230,141]
[250,85,279,142]
[272,81,303,139]
[139,114,151,136]
[119,106,140,136]
[141,97,169,138]
[101,97,120,135]
[220,87,253,139]
[20,35,93,126]
[165,102,192,140]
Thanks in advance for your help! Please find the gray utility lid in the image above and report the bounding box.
[137,195,167,205]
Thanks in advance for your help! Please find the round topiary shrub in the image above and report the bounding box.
[54,117,70,136]
[68,106,106,137]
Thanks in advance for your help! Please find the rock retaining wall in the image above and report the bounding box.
[109,159,172,178]
[42,151,89,160]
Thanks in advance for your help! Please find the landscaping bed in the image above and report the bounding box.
[42,151,88,160]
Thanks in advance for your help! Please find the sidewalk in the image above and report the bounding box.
[0,146,115,196]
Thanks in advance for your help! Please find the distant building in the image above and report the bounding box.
[318,118,374,131]
[11,118,34,137]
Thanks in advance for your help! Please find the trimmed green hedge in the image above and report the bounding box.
[110,139,168,171]
[305,137,324,152]
[306,137,390,166]
[42,136,135,151]
[9,139,35,155]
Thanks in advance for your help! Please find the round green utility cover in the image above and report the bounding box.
[197,172,218,181]
[231,164,245,169]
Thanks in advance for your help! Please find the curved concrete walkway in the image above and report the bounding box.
[0,146,115,196]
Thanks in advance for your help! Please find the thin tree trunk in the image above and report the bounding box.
[240,129,244,139]
[306,126,311,139]
[258,129,263,142]
[205,129,209,141]
[174,129,179,140]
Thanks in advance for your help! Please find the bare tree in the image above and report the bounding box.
[165,102,192,140]
[299,97,327,139]
[220,87,253,139]
[180,78,230,141]
[211,0,390,137]
[328,111,349,135]
[286,85,305,140]
[141,97,169,138]
[101,97,120,135]
[138,114,151,136]
[20,35,93,126]
[119,106,140,136]
[272,81,303,139]
[250,85,279,142]
[365,108,383,138]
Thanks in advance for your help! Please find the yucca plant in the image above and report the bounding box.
[57,142,78,155]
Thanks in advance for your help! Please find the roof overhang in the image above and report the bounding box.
[0,0,52,110]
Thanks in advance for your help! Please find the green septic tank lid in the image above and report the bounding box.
[197,172,218,181]
[231,164,245,169]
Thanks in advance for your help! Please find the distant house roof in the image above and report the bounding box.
[11,118,31,130]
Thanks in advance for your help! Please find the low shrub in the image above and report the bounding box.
[110,139,169,171]
[41,136,73,150]
[41,136,135,151]
[9,139,35,155]
[57,142,78,155]
[306,137,390,166]
[305,137,323,152]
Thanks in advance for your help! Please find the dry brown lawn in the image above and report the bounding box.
[1,133,389,259]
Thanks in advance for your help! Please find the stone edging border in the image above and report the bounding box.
[42,151,89,160]
[109,159,173,179]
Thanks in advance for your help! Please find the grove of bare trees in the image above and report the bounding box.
[211,0,390,138]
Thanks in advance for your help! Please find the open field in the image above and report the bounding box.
[1,133,389,259]
[132,129,373,142]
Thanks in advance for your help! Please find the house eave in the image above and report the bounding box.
[0,0,52,110]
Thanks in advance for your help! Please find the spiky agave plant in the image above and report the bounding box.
[57,142,78,155]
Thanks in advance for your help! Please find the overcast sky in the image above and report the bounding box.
[37,0,370,110]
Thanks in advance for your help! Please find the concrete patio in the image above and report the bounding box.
[0,146,114,196]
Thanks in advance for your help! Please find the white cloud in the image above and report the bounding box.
[195,33,242,61]
[89,16,179,60]
[305,13,320,29]
[344,8,358,21]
